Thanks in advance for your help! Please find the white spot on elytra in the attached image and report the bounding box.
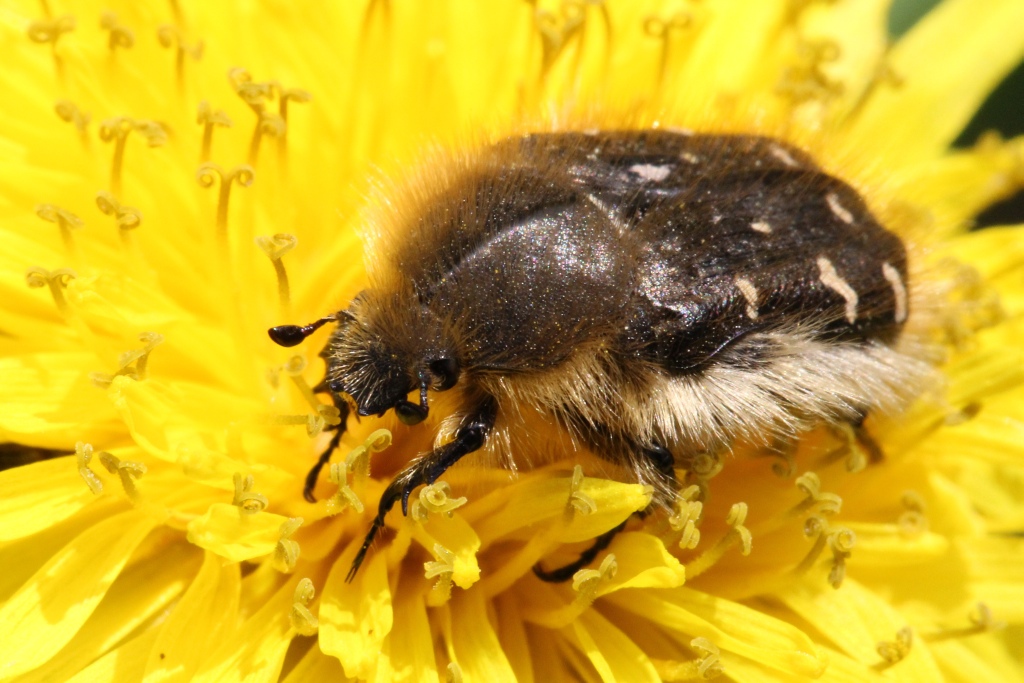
[630,163,672,182]
[769,144,799,168]
[817,256,859,323]
[750,220,772,234]
[882,262,908,323]
[680,152,700,164]
[582,128,600,136]
[826,192,855,224]
[667,126,694,136]
[734,277,759,319]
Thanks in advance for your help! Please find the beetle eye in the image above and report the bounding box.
[395,400,428,425]
[428,357,460,391]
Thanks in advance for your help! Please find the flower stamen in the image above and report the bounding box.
[27,15,74,82]
[668,484,703,550]
[157,25,204,90]
[683,451,723,500]
[26,266,75,317]
[76,442,103,495]
[327,461,363,514]
[533,2,585,77]
[425,543,456,599]
[232,472,268,514]
[921,603,1005,642]
[898,490,929,537]
[347,429,390,483]
[689,637,724,680]
[229,68,274,115]
[196,101,232,163]
[572,553,617,608]
[273,84,311,164]
[99,11,134,52]
[821,423,872,473]
[414,481,468,519]
[446,662,463,683]
[290,577,319,636]
[95,191,142,247]
[248,111,286,166]
[54,100,90,143]
[792,471,843,517]
[255,233,297,314]
[565,464,597,520]
[195,162,255,246]
[280,355,341,436]
[826,526,855,588]
[874,626,913,669]
[792,515,855,588]
[643,11,693,83]
[98,451,147,502]
[100,117,169,197]
[684,502,752,579]
[273,517,303,572]
[91,332,164,387]
[777,38,843,107]
[36,204,83,255]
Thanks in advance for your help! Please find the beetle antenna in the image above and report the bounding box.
[267,315,337,347]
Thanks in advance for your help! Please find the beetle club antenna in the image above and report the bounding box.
[268,315,336,347]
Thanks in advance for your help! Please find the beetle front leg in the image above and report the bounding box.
[345,396,497,582]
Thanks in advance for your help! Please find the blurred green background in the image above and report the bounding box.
[891,0,1024,226]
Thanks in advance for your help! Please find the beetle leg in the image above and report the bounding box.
[533,520,627,582]
[852,410,884,464]
[534,423,677,582]
[346,396,497,582]
[303,386,352,503]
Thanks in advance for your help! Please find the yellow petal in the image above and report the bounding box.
[414,510,481,590]
[843,524,950,566]
[802,0,891,119]
[604,586,827,677]
[18,540,201,683]
[319,545,393,680]
[567,608,661,683]
[469,472,650,546]
[957,537,1024,621]
[279,646,349,683]
[190,573,304,683]
[674,0,788,103]
[66,630,160,683]
[380,585,440,683]
[0,354,122,445]
[0,455,97,541]
[847,0,1024,165]
[278,647,350,683]
[0,510,159,678]
[779,579,943,679]
[597,531,686,590]
[0,497,123,604]
[186,503,291,563]
[449,588,517,683]
[895,143,1024,238]
[495,594,535,683]
[143,550,242,683]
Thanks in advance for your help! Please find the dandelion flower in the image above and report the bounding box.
[1,1,1023,681]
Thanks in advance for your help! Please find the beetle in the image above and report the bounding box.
[270,129,929,581]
